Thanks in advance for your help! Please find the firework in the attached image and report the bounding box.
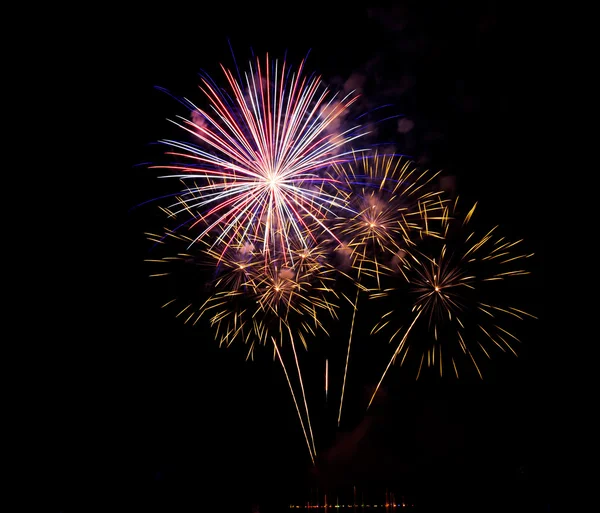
[137,50,539,467]
[145,225,341,463]
[330,151,448,424]
[151,54,369,263]
[332,151,448,289]
[146,229,340,352]
[367,198,536,405]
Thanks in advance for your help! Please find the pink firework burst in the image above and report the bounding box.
[153,54,368,265]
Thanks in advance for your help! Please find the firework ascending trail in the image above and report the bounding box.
[368,197,536,401]
[151,54,369,264]
[273,337,316,465]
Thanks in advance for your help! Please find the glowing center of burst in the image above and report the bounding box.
[267,173,282,189]
[434,286,440,292]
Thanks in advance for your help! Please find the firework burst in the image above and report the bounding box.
[367,198,536,403]
[151,54,368,264]
[332,152,448,289]
[146,230,339,355]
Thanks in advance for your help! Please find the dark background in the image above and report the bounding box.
[44,3,550,512]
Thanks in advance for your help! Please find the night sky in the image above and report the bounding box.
[45,4,550,512]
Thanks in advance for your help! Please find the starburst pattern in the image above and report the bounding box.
[152,54,368,263]
[332,152,447,289]
[368,198,537,393]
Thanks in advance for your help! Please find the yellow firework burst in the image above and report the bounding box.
[331,151,448,289]
[368,197,536,397]
[146,225,339,355]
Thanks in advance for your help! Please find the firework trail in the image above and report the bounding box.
[330,151,448,425]
[150,54,369,264]
[273,337,316,465]
[367,197,536,406]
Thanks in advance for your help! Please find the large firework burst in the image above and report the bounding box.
[151,54,368,263]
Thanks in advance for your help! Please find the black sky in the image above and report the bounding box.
[46,4,550,512]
